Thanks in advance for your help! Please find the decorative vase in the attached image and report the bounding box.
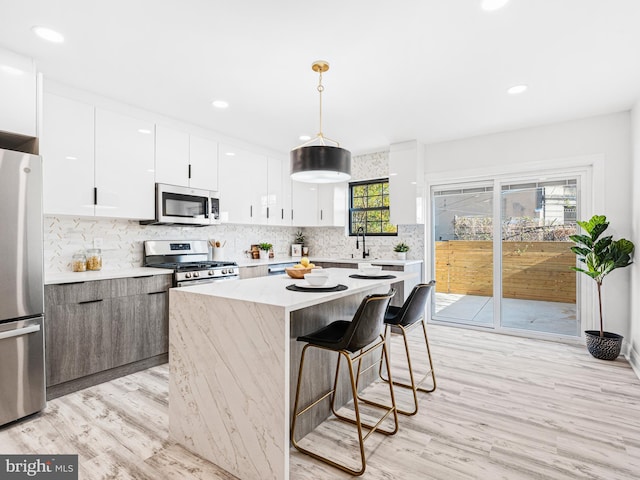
[584,330,623,360]
[395,252,407,260]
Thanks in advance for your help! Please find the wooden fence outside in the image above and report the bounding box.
[435,241,576,303]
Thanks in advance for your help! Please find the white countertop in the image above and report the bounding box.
[171,267,417,312]
[45,267,173,285]
[234,256,422,267]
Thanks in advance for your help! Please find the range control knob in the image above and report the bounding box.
[193,272,199,278]
[185,272,192,279]
[208,270,214,276]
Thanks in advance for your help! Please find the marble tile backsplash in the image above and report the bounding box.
[44,216,301,272]
[44,150,426,272]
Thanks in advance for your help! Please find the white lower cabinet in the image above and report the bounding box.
[41,93,96,216]
[95,108,155,219]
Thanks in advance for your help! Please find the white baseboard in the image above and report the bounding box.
[628,344,640,381]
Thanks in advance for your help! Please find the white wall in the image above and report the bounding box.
[424,112,633,340]
[630,102,640,374]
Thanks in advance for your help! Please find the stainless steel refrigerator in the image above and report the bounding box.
[0,147,45,426]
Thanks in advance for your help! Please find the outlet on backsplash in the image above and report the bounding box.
[93,237,104,249]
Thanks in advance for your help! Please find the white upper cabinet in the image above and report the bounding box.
[267,156,287,225]
[155,126,218,191]
[290,181,347,227]
[291,181,319,227]
[155,125,190,186]
[318,183,347,227]
[0,48,36,137]
[218,144,267,224]
[95,108,155,219]
[189,135,218,191]
[41,93,96,216]
[389,140,425,225]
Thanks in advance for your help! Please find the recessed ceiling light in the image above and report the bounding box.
[31,26,65,43]
[211,100,229,109]
[0,65,24,75]
[138,128,152,134]
[299,135,311,141]
[65,156,77,160]
[507,84,528,95]
[389,172,398,176]
[481,0,510,11]
[225,151,235,156]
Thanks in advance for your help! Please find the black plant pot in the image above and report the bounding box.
[584,330,623,360]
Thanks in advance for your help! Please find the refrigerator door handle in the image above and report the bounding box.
[0,324,41,341]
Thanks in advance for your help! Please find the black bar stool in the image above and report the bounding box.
[379,281,436,416]
[291,289,398,476]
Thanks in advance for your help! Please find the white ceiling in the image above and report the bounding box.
[1,0,640,155]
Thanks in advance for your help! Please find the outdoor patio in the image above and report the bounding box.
[433,292,578,336]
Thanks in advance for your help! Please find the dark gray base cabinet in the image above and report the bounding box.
[45,274,171,391]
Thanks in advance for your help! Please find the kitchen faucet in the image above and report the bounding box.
[356,226,370,259]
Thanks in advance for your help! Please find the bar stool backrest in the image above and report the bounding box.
[341,289,395,353]
[391,281,436,327]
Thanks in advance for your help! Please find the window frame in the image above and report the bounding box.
[348,178,398,237]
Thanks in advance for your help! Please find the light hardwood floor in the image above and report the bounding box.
[1,325,639,479]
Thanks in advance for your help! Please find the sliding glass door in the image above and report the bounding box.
[433,183,494,327]
[432,176,579,337]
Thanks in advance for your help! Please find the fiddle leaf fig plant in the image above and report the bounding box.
[570,215,634,337]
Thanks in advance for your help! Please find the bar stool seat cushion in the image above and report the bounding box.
[297,320,351,350]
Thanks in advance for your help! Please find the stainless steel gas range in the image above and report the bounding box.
[143,240,239,287]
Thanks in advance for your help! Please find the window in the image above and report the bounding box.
[349,178,397,236]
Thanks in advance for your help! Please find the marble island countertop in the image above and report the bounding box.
[234,255,423,267]
[174,267,417,313]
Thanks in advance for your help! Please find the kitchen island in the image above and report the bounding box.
[168,268,418,480]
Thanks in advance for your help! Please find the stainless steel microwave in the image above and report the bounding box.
[141,183,220,226]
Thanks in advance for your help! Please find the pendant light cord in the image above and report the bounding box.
[317,69,324,144]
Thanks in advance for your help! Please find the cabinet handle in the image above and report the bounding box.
[63,281,86,286]
[147,291,166,296]
[188,164,192,179]
[267,207,269,219]
[250,205,253,217]
[281,208,284,220]
[320,209,323,221]
[78,299,103,305]
[94,187,98,205]
[133,275,154,279]
[291,209,294,220]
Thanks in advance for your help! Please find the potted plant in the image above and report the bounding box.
[393,242,410,260]
[258,242,273,260]
[570,215,634,360]
[294,231,305,245]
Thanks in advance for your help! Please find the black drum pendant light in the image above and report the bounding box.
[290,60,351,183]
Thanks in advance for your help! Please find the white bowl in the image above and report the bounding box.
[360,265,382,276]
[304,273,329,286]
